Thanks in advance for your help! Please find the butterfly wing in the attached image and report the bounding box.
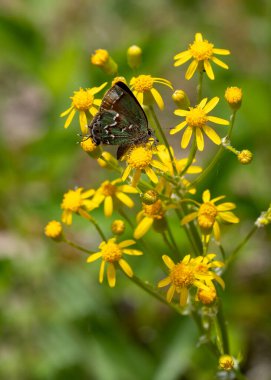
[89,82,153,151]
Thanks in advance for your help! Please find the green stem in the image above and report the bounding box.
[89,217,107,241]
[225,225,257,269]
[63,238,93,255]
[216,300,230,354]
[180,136,197,176]
[197,71,203,102]
[165,216,179,253]
[148,105,178,176]
[175,208,202,256]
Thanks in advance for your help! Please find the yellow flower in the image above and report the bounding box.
[111,220,126,235]
[158,253,224,306]
[92,179,138,217]
[171,97,229,151]
[174,32,230,80]
[181,190,239,241]
[196,286,217,305]
[86,238,143,287]
[238,149,253,165]
[130,75,173,110]
[44,220,63,240]
[156,145,202,193]
[134,200,165,239]
[219,355,234,371]
[122,145,168,187]
[61,188,96,225]
[60,83,107,135]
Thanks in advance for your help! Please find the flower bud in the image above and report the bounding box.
[219,355,234,371]
[197,287,217,305]
[91,49,118,75]
[225,87,242,110]
[142,190,159,205]
[172,90,190,109]
[112,76,127,86]
[127,45,142,69]
[44,221,63,241]
[80,138,102,158]
[97,151,118,169]
[111,220,126,235]
[237,149,253,165]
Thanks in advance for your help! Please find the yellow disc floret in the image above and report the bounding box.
[101,181,117,196]
[219,355,234,371]
[100,239,122,262]
[61,189,83,212]
[71,89,94,111]
[170,263,195,288]
[130,75,154,92]
[186,107,208,128]
[127,146,153,169]
[189,39,214,61]
[44,220,62,239]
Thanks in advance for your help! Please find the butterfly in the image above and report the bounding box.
[88,81,155,159]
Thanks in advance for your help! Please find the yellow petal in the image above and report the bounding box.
[162,254,175,269]
[217,202,236,211]
[123,249,143,256]
[195,32,203,42]
[115,192,134,208]
[219,212,239,223]
[87,252,102,263]
[107,263,116,287]
[170,121,187,135]
[203,97,219,113]
[174,49,192,60]
[89,106,98,116]
[198,98,208,109]
[202,190,211,202]
[180,287,189,306]
[151,160,168,172]
[82,189,95,198]
[212,195,226,203]
[203,125,221,145]
[117,185,138,194]
[158,276,171,288]
[213,48,230,55]
[119,240,136,248]
[90,82,108,95]
[93,98,102,106]
[104,196,113,217]
[62,210,72,225]
[174,109,189,116]
[145,167,158,183]
[181,126,193,149]
[207,116,229,125]
[203,60,214,80]
[185,59,198,80]
[136,91,144,104]
[64,108,76,128]
[213,221,221,241]
[211,56,229,69]
[99,260,105,283]
[119,258,133,277]
[134,217,153,239]
[195,127,204,151]
[122,165,132,181]
[151,88,164,110]
[181,212,198,225]
[166,285,176,303]
[60,105,73,117]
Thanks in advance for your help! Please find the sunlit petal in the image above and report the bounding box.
[145,167,158,183]
[181,212,198,225]
[203,97,219,113]
[202,190,211,202]
[119,259,133,277]
[104,196,113,217]
[87,252,102,263]
[162,254,175,269]
[195,127,204,151]
[185,59,198,80]
[158,276,171,288]
[99,260,105,283]
[166,285,176,303]
[107,263,116,287]
[115,192,134,208]
[211,56,229,69]
[60,105,73,117]
[64,108,76,128]
[151,88,164,110]
[180,288,189,306]
[181,126,193,148]
[134,217,153,239]
[213,48,230,55]
[203,125,221,145]
[207,116,229,125]
[170,121,187,135]
[204,60,214,80]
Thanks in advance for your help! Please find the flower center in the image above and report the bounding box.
[101,182,116,196]
[170,263,195,288]
[72,89,94,110]
[101,242,122,262]
[127,146,153,169]
[199,202,218,218]
[189,40,214,61]
[61,189,83,212]
[131,75,154,92]
[186,107,208,128]
[143,200,164,219]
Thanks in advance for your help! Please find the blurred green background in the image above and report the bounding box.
[1,0,271,379]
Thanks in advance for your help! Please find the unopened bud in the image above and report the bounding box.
[225,87,242,110]
[111,220,126,235]
[172,90,190,109]
[127,45,142,69]
[238,149,253,165]
[80,138,102,158]
[112,76,127,86]
[91,49,118,75]
[142,190,159,205]
[97,151,118,168]
[219,355,234,371]
[197,287,217,305]
[44,221,63,241]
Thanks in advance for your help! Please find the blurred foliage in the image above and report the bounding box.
[0,0,271,379]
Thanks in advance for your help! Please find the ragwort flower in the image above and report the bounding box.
[91,179,138,217]
[122,145,168,187]
[174,32,230,80]
[158,253,224,306]
[61,188,96,225]
[86,238,143,287]
[181,190,239,241]
[44,220,63,240]
[60,82,107,135]
[130,75,173,110]
[134,199,165,239]
[171,97,229,151]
